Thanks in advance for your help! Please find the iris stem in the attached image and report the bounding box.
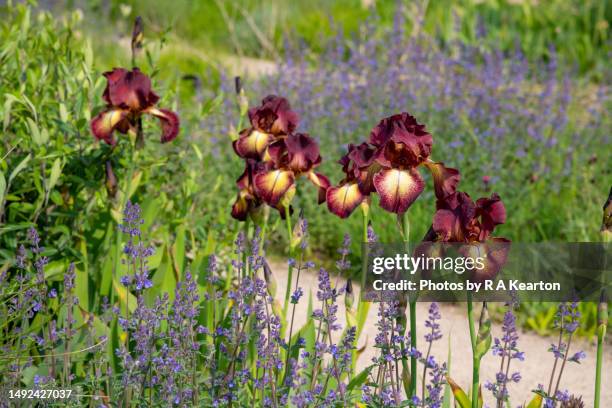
[467,291,479,408]
[596,231,609,408]
[283,204,293,313]
[113,143,137,315]
[359,208,369,294]
[351,207,370,372]
[242,218,249,279]
[399,212,417,397]
[409,301,417,396]
[595,316,604,408]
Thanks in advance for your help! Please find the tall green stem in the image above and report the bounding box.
[398,212,417,397]
[595,322,604,408]
[467,291,479,408]
[113,144,136,311]
[595,229,609,408]
[242,218,249,278]
[409,300,417,396]
[283,204,294,312]
[359,208,369,292]
[595,289,607,408]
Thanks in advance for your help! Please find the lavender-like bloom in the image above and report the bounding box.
[119,201,155,292]
[486,310,523,406]
[424,302,442,343]
[335,234,351,271]
[544,302,584,402]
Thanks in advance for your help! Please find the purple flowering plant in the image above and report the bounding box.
[2,4,609,408]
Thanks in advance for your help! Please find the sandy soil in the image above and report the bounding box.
[270,261,611,406]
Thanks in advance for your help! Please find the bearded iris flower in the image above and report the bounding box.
[90,68,179,146]
[326,142,378,218]
[327,112,459,218]
[429,191,510,281]
[253,133,330,207]
[231,159,266,221]
[232,95,299,160]
[231,96,329,221]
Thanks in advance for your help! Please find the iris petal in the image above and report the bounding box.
[231,193,250,221]
[90,108,129,145]
[307,172,330,204]
[145,107,180,143]
[254,170,295,206]
[233,129,272,159]
[476,193,507,236]
[432,209,462,242]
[373,168,425,214]
[462,239,510,282]
[326,182,364,219]
[424,161,461,200]
[105,67,158,111]
[286,133,321,173]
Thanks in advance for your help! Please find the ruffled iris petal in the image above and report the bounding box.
[254,170,295,206]
[145,107,180,143]
[373,168,425,214]
[326,182,364,219]
[286,133,321,173]
[432,209,463,242]
[476,193,507,239]
[90,108,129,145]
[248,95,299,135]
[105,67,159,111]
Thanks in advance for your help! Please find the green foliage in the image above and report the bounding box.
[89,0,611,77]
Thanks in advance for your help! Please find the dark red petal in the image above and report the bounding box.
[233,128,272,159]
[373,168,425,214]
[145,108,180,143]
[356,161,381,195]
[286,133,321,173]
[432,209,462,242]
[463,238,510,283]
[307,172,330,204]
[248,95,299,135]
[475,193,507,239]
[90,109,129,145]
[105,67,158,111]
[370,112,431,149]
[326,182,365,219]
[424,162,461,200]
[231,193,250,221]
[254,170,295,206]
[348,142,377,168]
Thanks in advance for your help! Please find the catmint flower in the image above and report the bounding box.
[291,287,303,304]
[568,350,586,363]
[489,309,523,403]
[424,302,442,343]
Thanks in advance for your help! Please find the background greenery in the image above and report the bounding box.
[0,0,610,345]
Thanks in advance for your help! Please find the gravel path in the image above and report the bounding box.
[271,261,611,406]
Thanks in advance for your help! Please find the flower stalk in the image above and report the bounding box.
[595,188,611,408]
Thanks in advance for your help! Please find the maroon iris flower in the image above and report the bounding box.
[430,191,510,281]
[231,159,266,221]
[327,112,460,218]
[231,96,329,221]
[253,133,329,208]
[232,95,299,160]
[91,68,179,145]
